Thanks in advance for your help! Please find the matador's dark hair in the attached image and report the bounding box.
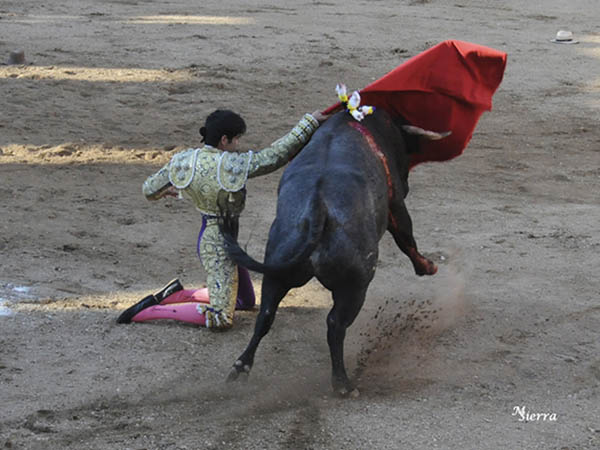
[199,110,247,147]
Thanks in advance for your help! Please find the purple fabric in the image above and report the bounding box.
[236,266,256,310]
[197,216,208,261]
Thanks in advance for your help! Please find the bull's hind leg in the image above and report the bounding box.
[388,200,437,276]
[227,274,291,382]
[327,286,368,397]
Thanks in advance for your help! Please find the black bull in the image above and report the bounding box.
[220,109,444,396]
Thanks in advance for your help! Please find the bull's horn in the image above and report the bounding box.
[402,125,452,140]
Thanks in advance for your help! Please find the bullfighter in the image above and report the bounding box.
[117,109,329,329]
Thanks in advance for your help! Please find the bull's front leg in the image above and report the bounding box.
[388,200,437,276]
[227,275,289,382]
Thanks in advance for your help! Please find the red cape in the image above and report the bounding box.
[324,40,507,169]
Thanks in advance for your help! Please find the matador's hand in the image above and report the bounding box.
[161,185,179,198]
[311,110,331,124]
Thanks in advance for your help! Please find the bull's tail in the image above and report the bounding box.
[219,181,326,275]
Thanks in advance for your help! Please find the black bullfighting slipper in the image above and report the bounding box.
[153,278,184,303]
[116,295,159,324]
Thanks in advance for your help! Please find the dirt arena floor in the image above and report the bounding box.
[1,0,599,449]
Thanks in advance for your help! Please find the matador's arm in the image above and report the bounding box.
[142,162,172,200]
[247,113,320,178]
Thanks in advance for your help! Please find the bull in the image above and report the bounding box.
[220,109,448,396]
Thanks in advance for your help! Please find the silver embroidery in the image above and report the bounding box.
[217,151,253,192]
[168,148,201,189]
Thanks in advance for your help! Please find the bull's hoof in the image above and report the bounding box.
[332,377,360,398]
[415,260,437,276]
[335,386,360,398]
[226,360,251,383]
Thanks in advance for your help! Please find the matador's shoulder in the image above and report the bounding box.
[168,148,202,189]
[217,151,253,192]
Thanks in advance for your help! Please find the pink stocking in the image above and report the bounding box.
[132,303,206,325]
[159,286,255,311]
[132,273,255,325]
[159,288,210,305]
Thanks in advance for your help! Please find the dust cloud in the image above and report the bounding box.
[349,251,470,390]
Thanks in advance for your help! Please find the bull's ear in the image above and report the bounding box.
[402,125,452,141]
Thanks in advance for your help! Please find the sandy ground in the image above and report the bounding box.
[1,0,599,449]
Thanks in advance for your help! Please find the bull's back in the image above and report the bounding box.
[271,113,393,286]
[280,112,392,216]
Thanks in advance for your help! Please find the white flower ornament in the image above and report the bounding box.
[336,84,374,122]
[335,84,349,103]
[348,91,361,109]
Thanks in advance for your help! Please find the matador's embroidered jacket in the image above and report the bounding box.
[142,113,320,328]
[143,113,320,215]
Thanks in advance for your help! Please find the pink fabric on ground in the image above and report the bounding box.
[132,303,206,325]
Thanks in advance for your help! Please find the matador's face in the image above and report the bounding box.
[218,134,243,152]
